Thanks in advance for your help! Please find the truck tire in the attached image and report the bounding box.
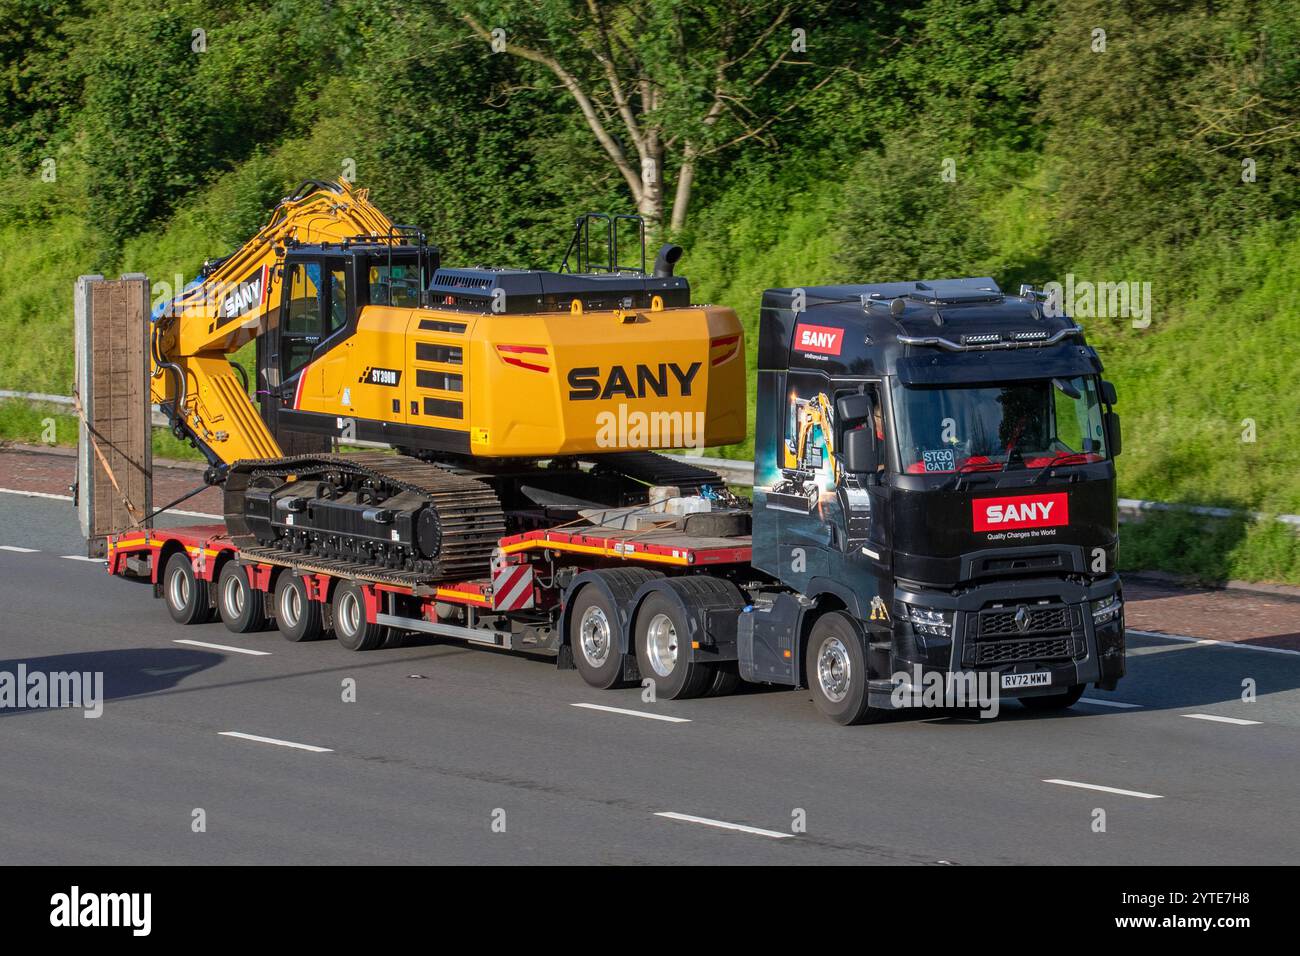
[805,611,885,725]
[706,663,742,697]
[332,580,389,652]
[274,573,324,642]
[217,562,268,633]
[634,590,712,700]
[569,585,626,689]
[163,551,210,626]
[1019,684,1085,711]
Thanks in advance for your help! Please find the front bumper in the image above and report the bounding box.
[870,575,1125,709]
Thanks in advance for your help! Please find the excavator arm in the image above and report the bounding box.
[150,179,400,467]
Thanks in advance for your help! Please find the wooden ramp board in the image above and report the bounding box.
[75,274,152,557]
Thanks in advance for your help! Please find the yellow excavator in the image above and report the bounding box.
[150,180,746,581]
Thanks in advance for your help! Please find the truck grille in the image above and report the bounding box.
[980,606,1071,636]
[974,637,1081,665]
[961,601,1084,668]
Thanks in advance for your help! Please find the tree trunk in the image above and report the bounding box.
[669,144,699,234]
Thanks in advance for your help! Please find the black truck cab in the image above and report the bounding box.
[743,277,1125,722]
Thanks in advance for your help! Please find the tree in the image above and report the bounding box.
[458,0,845,236]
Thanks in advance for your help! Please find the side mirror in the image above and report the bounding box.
[842,425,878,474]
[1100,379,1118,406]
[836,392,873,423]
[1104,410,1122,456]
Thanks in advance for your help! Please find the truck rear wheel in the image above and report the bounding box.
[275,573,324,642]
[163,551,210,626]
[218,562,267,633]
[569,586,627,689]
[332,580,389,652]
[805,611,885,725]
[634,591,712,700]
[1019,684,1085,711]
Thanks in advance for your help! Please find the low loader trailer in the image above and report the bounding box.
[94,256,1126,723]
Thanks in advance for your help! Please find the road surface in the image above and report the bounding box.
[0,490,1297,865]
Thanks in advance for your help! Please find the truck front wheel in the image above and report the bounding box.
[634,591,712,700]
[805,611,885,725]
[163,551,210,626]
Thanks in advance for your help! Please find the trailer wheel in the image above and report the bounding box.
[332,581,388,652]
[634,591,712,700]
[274,573,324,642]
[163,551,210,626]
[805,611,884,725]
[217,562,268,633]
[569,586,626,689]
[1019,684,1085,711]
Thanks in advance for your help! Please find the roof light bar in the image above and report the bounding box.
[898,325,1084,352]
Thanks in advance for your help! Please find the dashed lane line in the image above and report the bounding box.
[655,811,792,838]
[1182,713,1262,726]
[173,639,271,657]
[571,702,691,723]
[1043,779,1164,799]
[218,732,331,753]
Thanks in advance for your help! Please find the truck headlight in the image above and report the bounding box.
[898,603,952,638]
[1091,594,1123,626]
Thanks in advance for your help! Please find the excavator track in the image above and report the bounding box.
[224,452,505,583]
[580,450,727,495]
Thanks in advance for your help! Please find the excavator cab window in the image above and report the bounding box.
[282,262,322,378]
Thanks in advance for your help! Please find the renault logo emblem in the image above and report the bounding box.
[1014,605,1031,633]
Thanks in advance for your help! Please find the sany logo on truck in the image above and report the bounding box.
[793,323,843,355]
[973,493,1069,531]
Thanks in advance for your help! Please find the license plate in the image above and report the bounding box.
[1001,671,1051,690]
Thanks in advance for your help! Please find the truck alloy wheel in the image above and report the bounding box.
[275,573,324,642]
[331,580,390,651]
[218,562,267,634]
[805,611,884,725]
[569,586,626,689]
[164,551,210,626]
[633,591,712,699]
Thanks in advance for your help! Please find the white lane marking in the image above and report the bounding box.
[655,811,792,839]
[61,555,104,562]
[1079,697,1142,709]
[1043,779,1163,799]
[219,731,331,753]
[1182,713,1261,726]
[0,545,39,552]
[1129,629,1300,658]
[572,702,691,723]
[174,639,271,657]
[0,488,220,519]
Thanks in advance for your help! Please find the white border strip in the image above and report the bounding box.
[1129,628,1300,658]
[655,811,792,838]
[219,731,331,753]
[572,702,690,723]
[0,487,220,520]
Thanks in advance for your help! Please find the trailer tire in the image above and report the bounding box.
[332,581,388,652]
[634,591,712,700]
[163,551,210,626]
[805,611,884,725]
[218,562,268,633]
[569,585,626,689]
[274,573,324,642]
[1018,684,1085,711]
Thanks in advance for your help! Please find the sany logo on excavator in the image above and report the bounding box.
[216,265,269,325]
[567,362,702,401]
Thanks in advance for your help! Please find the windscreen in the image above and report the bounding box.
[890,376,1108,474]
